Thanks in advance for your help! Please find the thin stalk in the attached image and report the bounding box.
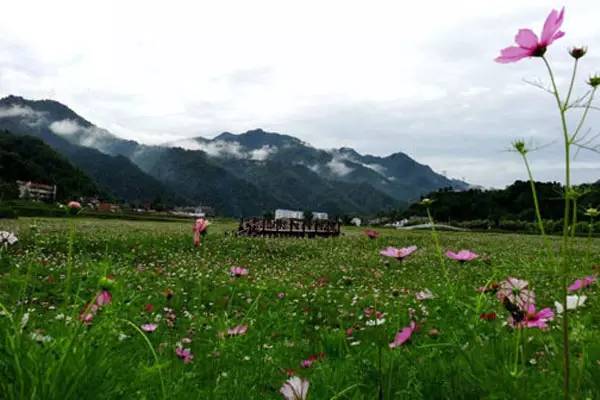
[520,153,546,236]
[511,327,522,377]
[64,220,75,305]
[570,198,578,239]
[542,55,572,400]
[563,58,578,110]
[122,319,167,400]
[571,87,597,142]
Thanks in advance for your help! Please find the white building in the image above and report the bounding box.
[17,180,57,202]
[312,212,329,220]
[350,217,362,226]
[275,209,304,220]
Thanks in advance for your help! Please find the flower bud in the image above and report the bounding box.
[98,276,115,290]
[569,46,587,60]
[585,208,600,218]
[588,74,600,88]
[512,140,528,155]
[419,198,434,207]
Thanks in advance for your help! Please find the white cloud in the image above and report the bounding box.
[1,1,599,186]
[0,104,41,119]
[168,139,277,161]
[249,145,277,161]
[327,157,353,177]
[49,119,79,135]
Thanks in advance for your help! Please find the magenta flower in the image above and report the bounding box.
[141,323,158,332]
[495,7,565,63]
[280,376,309,400]
[175,346,194,364]
[79,304,98,325]
[227,324,248,336]
[193,217,209,247]
[300,353,324,369]
[95,290,112,306]
[497,277,536,310]
[445,250,478,262]
[67,201,82,209]
[568,275,597,292]
[230,266,249,277]
[364,229,379,239]
[389,321,416,349]
[379,246,417,261]
[509,304,554,329]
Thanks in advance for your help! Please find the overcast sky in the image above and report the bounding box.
[1,0,599,187]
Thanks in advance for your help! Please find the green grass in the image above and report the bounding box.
[0,217,598,399]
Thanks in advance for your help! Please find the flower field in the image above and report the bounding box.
[0,217,599,399]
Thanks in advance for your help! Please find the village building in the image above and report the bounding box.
[16,180,57,202]
[274,209,329,220]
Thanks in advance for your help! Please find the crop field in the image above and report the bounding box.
[0,217,599,399]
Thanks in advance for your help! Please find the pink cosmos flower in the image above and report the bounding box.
[497,277,536,310]
[67,201,82,209]
[175,347,194,364]
[495,7,565,63]
[415,289,435,301]
[364,229,379,239]
[300,352,324,368]
[509,304,554,329]
[193,218,209,247]
[230,266,249,277]
[445,250,478,262]
[227,324,248,336]
[379,246,417,261]
[141,323,158,332]
[568,275,597,292]
[95,290,112,306]
[389,321,416,348]
[79,304,98,325]
[277,292,286,299]
[280,376,309,400]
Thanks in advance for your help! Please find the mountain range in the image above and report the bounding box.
[0,95,468,216]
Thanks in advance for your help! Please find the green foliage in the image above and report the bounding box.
[0,131,101,201]
[398,180,600,227]
[0,218,598,399]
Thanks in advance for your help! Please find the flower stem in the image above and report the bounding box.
[542,55,571,400]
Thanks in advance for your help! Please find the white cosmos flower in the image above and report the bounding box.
[280,376,309,400]
[555,295,587,314]
[0,231,18,246]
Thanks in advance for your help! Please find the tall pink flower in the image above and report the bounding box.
[380,246,417,261]
[445,250,478,263]
[495,7,565,63]
[364,229,379,239]
[389,321,416,348]
[67,201,82,209]
[229,266,249,277]
[497,277,535,310]
[141,323,158,333]
[568,275,597,292]
[509,304,554,329]
[280,376,309,400]
[175,346,194,364]
[227,324,248,336]
[95,290,112,306]
[193,218,209,247]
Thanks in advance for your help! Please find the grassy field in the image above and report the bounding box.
[0,217,598,399]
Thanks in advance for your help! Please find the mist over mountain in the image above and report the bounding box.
[0,95,468,216]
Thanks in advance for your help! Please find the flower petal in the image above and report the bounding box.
[541,7,565,45]
[495,46,535,63]
[515,29,539,49]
